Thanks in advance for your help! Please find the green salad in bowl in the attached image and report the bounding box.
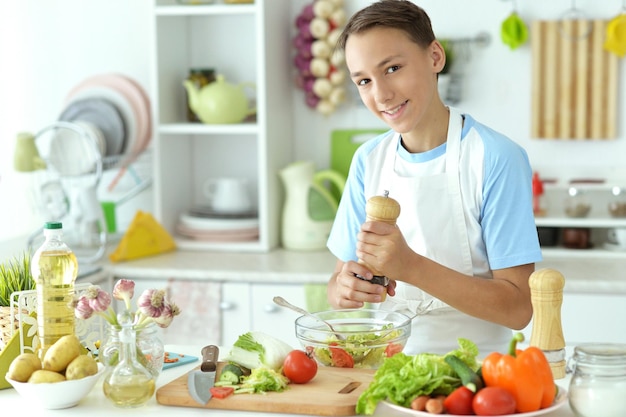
[295,309,411,369]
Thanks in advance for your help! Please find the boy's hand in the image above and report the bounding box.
[330,261,395,308]
[357,221,412,281]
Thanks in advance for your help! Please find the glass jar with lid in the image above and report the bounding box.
[564,186,591,218]
[568,343,626,417]
[608,186,626,217]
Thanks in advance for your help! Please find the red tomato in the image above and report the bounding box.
[283,350,318,384]
[472,386,516,416]
[443,386,475,415]
[384,342,403,358]
[329,343,354,368]
[210,386,234,399]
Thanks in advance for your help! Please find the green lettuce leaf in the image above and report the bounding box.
[236,367,290,394]
[356,338,480,415]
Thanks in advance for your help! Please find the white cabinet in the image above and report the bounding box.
[561,293,626,346]
[220,282,251,346]
[150,1,294,252]
[221,282,311,349]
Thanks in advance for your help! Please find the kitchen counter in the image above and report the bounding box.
[3,232,626,294]
[0,345,577,417]
[104,248,337,284]
[103,247,626,295]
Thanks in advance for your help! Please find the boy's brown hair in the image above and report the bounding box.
[336,0,436,51]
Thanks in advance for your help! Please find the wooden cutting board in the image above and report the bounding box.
[156,363,375,416]
[530,19,618,140]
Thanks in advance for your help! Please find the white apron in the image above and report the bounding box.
[375,108,512,356]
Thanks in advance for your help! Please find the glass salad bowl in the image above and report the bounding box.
[295,309,411,369]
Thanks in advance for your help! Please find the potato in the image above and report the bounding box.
[43,334,82,372]
[28,369,66,383]
[65,355,98,380]
[7,353,42,382]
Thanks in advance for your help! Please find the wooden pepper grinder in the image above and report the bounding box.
[529,268,566,379]
[356,190,401,301]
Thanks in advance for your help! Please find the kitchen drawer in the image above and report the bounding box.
[221,282,252,347]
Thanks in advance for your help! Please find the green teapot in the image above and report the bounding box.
[183,74,256,124]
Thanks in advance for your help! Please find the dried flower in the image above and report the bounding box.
[74,279,181,329]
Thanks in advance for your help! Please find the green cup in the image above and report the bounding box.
[101,202,117,234]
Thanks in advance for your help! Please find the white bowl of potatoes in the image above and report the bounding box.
[5,334,104,409]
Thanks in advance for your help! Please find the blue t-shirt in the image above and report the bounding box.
[327,113,542,274]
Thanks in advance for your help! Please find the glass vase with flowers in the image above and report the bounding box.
[74,279,180,407]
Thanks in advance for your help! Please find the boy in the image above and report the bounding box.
[326,0,542,355]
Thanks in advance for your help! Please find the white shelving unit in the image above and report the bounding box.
[149,0,293,252]
[536,181,626,259]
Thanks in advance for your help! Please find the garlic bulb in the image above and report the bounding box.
[293,0,348,115]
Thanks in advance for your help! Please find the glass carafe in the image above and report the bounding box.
[102,313,156,408]
[100,321,164,379]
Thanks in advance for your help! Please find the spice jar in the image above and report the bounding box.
[564,186,591,218]
[562,227,591,249]
[608,186,626,217]
[568,343,626,417]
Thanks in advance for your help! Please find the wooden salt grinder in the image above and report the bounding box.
[529,268,566,379]
[357,191,401,301]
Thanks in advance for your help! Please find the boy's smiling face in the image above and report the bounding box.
[345,26,446,143]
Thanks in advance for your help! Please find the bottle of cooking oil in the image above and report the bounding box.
[31,221,78,360]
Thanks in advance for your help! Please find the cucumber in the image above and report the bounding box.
[219,363,245,384]
[445,355,484,392]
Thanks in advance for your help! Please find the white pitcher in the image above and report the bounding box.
[279,161,346,250]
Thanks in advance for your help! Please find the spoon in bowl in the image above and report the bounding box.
[272,296,345,340]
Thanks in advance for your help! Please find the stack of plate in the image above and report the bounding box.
[61,73,153,161]
[176,207,259,242]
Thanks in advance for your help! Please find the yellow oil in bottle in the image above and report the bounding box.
[31,222,78,360]
[103,376,156,407]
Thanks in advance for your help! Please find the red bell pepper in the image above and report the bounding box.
[210,386,235,399]
[481,332,556,413]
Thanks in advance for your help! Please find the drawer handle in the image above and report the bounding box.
[220,301,235,311]
[264,303,279,313]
